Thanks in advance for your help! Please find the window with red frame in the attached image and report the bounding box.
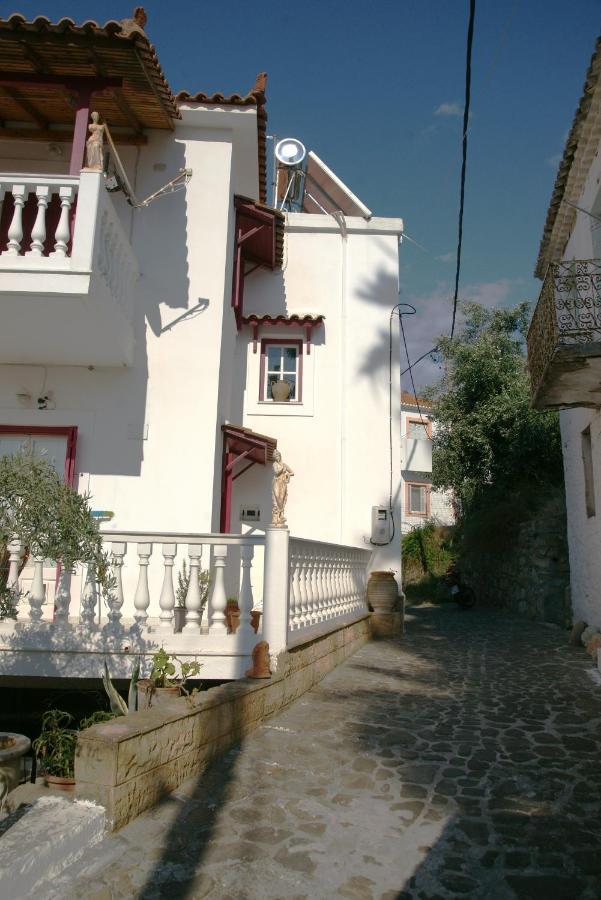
[407,482,429,516]
[259,340,303,402]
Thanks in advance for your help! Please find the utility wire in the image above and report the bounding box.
[451,0,476,339]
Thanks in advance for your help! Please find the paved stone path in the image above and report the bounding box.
[49,605,601,899]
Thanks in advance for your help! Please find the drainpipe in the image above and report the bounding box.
[332,210,347,544]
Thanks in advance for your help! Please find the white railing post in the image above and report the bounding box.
[6,185,26,256]
[183,545,202,631]
[50,186,74,258]
[7,539,21,592]
[263,526,289,658]
[133,543,152,624]
[54,566,72,623]
[159,542,176,631]
[238,544,255,639]
[289,549,301,631]
[80,566,98,626]
[108,542,126,625]
[208,545,228,634]
[28,556,45,622]
[26,185,49,256]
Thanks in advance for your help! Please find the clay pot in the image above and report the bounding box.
[271,380,291,401]
[226,607,240,633]
[367,571,399,614]
[0,733,31,803]
[251,610,261,634]
[137,679,181,710]
[44,774,75,792]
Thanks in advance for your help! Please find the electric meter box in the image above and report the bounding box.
[240,506,260,523]
[371,506,390,543]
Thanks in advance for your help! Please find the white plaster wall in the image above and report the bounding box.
[400,405,455,531]
[233,215,404,580]
[556,141,601,628]
[0,107,259,614]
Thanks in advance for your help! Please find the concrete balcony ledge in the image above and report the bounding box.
[0,170,138,366]
[527,259,601,409]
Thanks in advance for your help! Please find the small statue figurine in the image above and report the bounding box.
[271,450,294,526]
[245,641,271,679]
[85,111,105,171]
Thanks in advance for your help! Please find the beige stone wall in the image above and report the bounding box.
[75,615,373,830]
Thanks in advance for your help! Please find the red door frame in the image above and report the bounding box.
[0,425,78,485]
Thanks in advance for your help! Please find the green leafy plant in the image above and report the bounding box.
[149,648,201,692]
[175,559,210,608]
[79,710,115,731]
[102,657,140,715]
[0,449,116,610]
[32,710,78,778]
[226,596,239,608]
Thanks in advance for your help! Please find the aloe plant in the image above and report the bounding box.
[102,656,140,715]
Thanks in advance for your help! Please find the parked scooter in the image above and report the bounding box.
[445,563,476,609]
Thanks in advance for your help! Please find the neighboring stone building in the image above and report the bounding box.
[400,392,455,532]
[527,35,601,631]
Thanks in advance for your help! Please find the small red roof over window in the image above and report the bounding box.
[234,197,285,270]
[221,424,277,464]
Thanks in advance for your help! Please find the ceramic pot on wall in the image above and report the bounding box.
[367,571,399,613]
[137,679,181,709]
[271,380,291,401]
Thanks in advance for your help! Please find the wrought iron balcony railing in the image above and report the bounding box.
[527,259,601,409]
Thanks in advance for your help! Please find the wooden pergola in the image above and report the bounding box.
[0,10,179,172]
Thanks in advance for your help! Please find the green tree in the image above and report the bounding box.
[429,301,563,509]
[0,449,114,616]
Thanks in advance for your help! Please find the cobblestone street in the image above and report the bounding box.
[50,605,601,899]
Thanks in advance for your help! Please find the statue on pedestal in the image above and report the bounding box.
[85,112,105,171]
[271,450,294,527]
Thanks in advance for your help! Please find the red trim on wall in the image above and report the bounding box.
[0,425,78,485]
[259,338,303,403]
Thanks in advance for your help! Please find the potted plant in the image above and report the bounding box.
[32,709,78,791]
[226,596,240,633]
[174,560,211,632]
[137,649,202,709]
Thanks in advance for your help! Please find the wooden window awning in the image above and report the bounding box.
[232,196,285,329]
[242,314,325,354]
[220,424,277,532]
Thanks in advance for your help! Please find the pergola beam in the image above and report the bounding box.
[0,85,47,128]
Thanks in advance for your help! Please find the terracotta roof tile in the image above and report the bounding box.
[401,391,432,409]
[535,36,601,278]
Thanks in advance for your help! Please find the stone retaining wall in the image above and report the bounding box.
[463,489,570,627]
[75,615,374,830]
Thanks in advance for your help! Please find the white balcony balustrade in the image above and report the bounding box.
[288,538,372,646]
[0,170,137,366]
[0,529,373,680]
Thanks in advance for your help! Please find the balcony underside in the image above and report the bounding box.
[532,342,601,410]
[0,270,134,366]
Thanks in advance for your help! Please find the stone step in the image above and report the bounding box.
[0,794,105,899]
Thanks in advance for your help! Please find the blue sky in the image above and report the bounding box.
[11,0,601,385]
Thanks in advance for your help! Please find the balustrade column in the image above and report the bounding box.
[80,566,98,626]
[50,186,74,258]
[6,539,21,593]
[238,544,256,640]
[159,543,176,631]
[54,566,72,623]
[108,543,126,625]
[208,545,228,634]
[289,551,302,631]
[6,185,26,256]
[28,556,45,622]
[183,545,203,631]
[26,185,49,256]
[133,543,152,624]
[298,553,309,627]
[305,552,316,624]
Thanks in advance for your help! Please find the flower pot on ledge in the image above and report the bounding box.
[271,380,291,402]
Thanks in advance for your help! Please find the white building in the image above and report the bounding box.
[527,37,601,631]
[400,392,455,532]
[0,10,404,679]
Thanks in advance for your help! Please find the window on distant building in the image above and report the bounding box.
[582,425,596,518]
[407,417,431,439]
[407,482,429,516]
[260,340,303,402]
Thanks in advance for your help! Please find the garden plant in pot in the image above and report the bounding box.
[32,709,115,791]
[226,596,240,632]
[138,649,202,709]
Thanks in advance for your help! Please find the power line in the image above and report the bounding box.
[451,0,477,339]
[400,345,439,378]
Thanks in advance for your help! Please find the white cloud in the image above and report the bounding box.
[436,252,455,263]
[434,102,463,117]
[546,153,562,169]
